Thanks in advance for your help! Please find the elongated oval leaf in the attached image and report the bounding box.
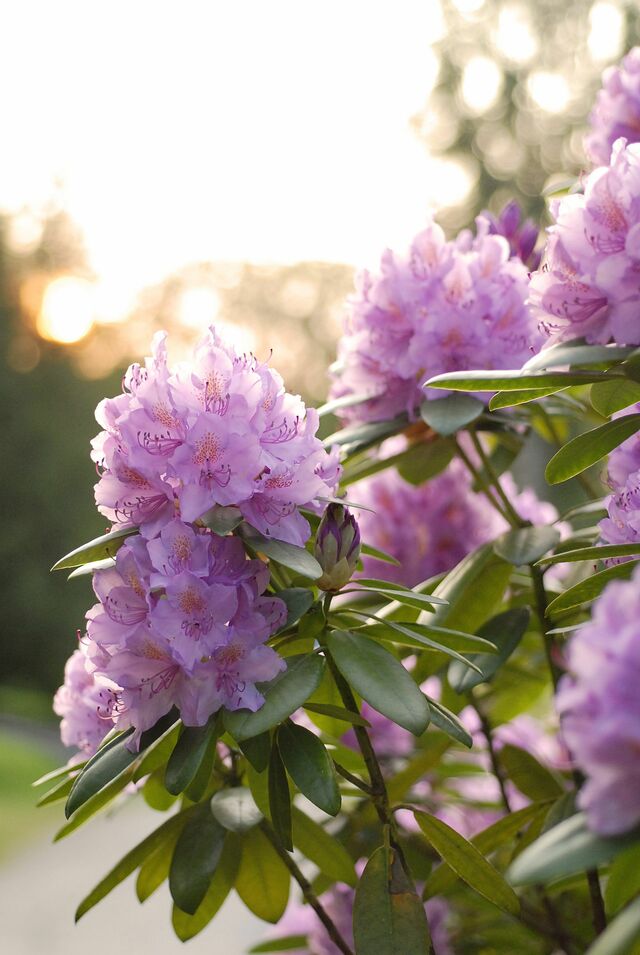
[235,826,290,923]
[291,806,356,886]
[268,741,292,851]
[239,732,272,773]
[278,722,341,816]
[345,613,483,672]
[494,526,560,566]
[52,525,137,571]
[353,845,431,955]
[546,560,640,616]
[508,812,637,885]
[65,731,136,818]
[303,702,371,728]
[323,414,408,453]
[414,811,519,915]
[419,394,484,435]
[585,897,640,955]
[165,715,219,796]
[200,505,243,535]
[499,744,564,801]
[169,806,226,915]
[425,698,472,748]
[326,630,430,735]
[524,342,635,371]
[224,654,325,741]
[249,938,309,953]
[546,414,640,484]
[239,524,322,579]
[422,544,512,636]
[172,833,241,941]
[396,437,455,486]
[591,378,640,416]
[272,588,316,635]
[136,825,183,902]
[448,608,530,693]
[489,387,567,410]
[426,369,612,392]
[317,391,377,417]
[210,786,264,833]
[605,843,640,916]
[538,543,640,566]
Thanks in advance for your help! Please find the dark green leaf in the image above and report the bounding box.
[303,702,371,727]
[136,826,183,902]
[426,368,613,392]
[585,897,640,955]
[605,843,640,916]
[425,698,472,748]
[239,732,272,773]
[52,525,137,571]
[448,609,530,693]
[249,938,309,954]
[236,826,290,923]
[546,415,640,484]
[499,744,564,801]
[172,833,241,940]
[508,812,638,885]
[210,787,263,833]
[278,722,341,816]
[419,394,484,435]
[169,805,226,915]
[268,742,292,851]
[591,379,640,416]
[165,715,219,796]
[539,543,640,565]
[76,809,193,920]
[291,806,356,886]
[239,524,322,579]
[396,437,455,485]
[546,561,640,615]
[200,505,243,535]
[354,845,431,955]
[273,588,315,634]
[489,387,567,410]
[224,654,326,741]
[414,811,519,915]
[326,630,430,735]
[493,526,560,566]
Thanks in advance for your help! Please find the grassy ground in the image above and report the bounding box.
[0,729,60,859]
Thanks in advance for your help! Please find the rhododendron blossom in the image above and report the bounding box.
[585,47,640,167]
[53,647,116,759]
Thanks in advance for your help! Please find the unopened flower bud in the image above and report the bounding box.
[314,503,361,592]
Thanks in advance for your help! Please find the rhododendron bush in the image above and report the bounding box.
[38,49,640,955]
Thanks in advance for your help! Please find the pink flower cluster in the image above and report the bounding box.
[56,523,287,754]
[585,48,640,167]
[529,139,640,346]
[600,403,640,557]
[329,214,541,424]
[557,565,640,835]
[92,328,340,546]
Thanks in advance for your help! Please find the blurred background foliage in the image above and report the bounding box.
[1,0,638,725]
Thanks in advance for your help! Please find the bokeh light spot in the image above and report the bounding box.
[36,276,95,344]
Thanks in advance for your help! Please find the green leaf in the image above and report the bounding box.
[448,608,530,693]
[360,542,401,566]
[493,526,560,565]
[278,722,341,816]
[364,620,498,655]
[323,415,408,454]
[172,833,241,940]
[249,938,309,954]
[236,826,290,923]
[273,588,315,634]
[591,379,640,416]
[346,583,447,611]
[353,845,431,955]
[136,825,183,902]
[508,812,638,885]
[76,809,193,920]
[585,898,640,955]
[36,775,75,807]
[524,342,635,372]
[423,802,552,900]
[606,843,640,916]
[538,543,640,565]
[268,741,292,851]
[396,438,455,485]
[414,811,519,915]
[169,804,226,915]
[224,654,326,741]
[499,744,564,801]
[426,368,613,392]
[33,762,83,788]
[200,504,244,535]
[489,387,567,410]
[419,394,484,435]
[317,391,375,417]
[210,787,263,833]
[291,806,356,886]
[52,525,137,571]
[165,715,219,796]
[422,544,512,636]
[347,614,484,672]
[546,414,640,484]
[546,561,640,615]
[387,739,451,802]
[143,770,178,811]
[425,698,472,747]
[326,630,430,735]
[67,558,116,579]
[303,702,371,728]
[239,732,272,773]
[239,524,323,579]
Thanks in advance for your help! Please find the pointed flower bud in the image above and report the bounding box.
[314,503,361,592]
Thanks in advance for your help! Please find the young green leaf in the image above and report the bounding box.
[268,741,293,851]
[419,394,484,435]
[291,806,356,887]
[489,387,567,410]
[414,811,519,915]
[448,608,530,693]
[51,526,137,571]
[326,630,430,735]
[235,826,290,923]
[171,833,242,941]
[239,524,322,579]
[353,845,431,955]
[224,654,326,741]
[546,414,640,484]
[493,526,560,566]
[278,722,341,816]
[136,825,183,902]
[169,805,226,915]
[210,787,264,833]
[546,560,640,615]
[498,744,564,801]
[165,714,219,796]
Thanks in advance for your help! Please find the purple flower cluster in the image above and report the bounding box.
[529,139,640,346]
[329,214,541,425]
[53,648,115,759]
[484,200,541,271]
[557,564,640,835]
[92,328,340,546]
[585,48,640,168]
[599,403,640,557]
[56,523,287,752]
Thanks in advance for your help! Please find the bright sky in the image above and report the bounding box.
[0,0,452,295]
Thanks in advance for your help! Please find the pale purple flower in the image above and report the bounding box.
[330,215,541,424]
[556,564,640,835]
[92,327,339,545]
[53,647,116,758]
[484,200,541,271]
[585,48,640,167]
[529,139,640,345]
[599,404,640,557]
